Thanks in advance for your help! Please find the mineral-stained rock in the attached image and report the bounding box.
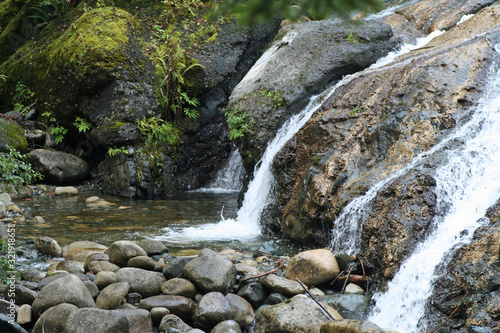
[285,249,340,286]
[255,294,342,333]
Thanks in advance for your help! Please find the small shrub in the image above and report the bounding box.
[0,147,43,190]
[225,106,255,140]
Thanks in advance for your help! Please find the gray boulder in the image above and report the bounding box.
[184,253,237,294]
[2,285,37,306]
[226,293,254,327]
[63,241,108,262]
[31,274,95,316]
[0,313,28,333]
[237,282,267,307]
[88,261,121,274]
[116,308,154,333]
[28,149,89,183]
[34,236,61,257]
[159,314,192,333]
[107,240,148,267]
[84,252,110,271]
[317,294,370,320]
[116,267,165,298]
[134,239,168,255]
[96,282,130,310]
[162,254,188,279]
[211,320,241,333]
[20,268,44,283]
[259,274,305,296]
[255,294,342,333]
[192,292,234,329]
[127,256,155,270]
[83,281,99,299]
[64,308,130,333]
[161,278,197,298]
[33,303,78,333]
[94,271,118,290]
[138,295,195,322]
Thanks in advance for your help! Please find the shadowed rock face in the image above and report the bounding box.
[270,2,500,247]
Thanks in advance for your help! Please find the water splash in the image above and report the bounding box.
[368,46,500,331]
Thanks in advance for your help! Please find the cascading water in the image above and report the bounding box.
[367,44,500,332]
[195,147,245,193]
[155,27,445,243]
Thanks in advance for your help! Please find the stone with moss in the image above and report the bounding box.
[0,6,157,125]
[0,118,27,153]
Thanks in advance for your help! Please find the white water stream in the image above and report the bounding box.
[367,44,500,332]
[155,29,444,243]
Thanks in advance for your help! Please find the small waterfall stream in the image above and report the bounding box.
[367,44,500,331]
[156,29,444,242]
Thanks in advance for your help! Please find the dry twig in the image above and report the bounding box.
[296,278,336,321]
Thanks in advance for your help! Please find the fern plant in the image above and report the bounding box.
[137,116,180,148]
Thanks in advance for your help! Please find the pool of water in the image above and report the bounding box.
[13,190,299,270]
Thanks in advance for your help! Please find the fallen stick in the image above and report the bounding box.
[296,278,336,321]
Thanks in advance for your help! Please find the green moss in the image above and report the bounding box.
[111,121,127,129]
[0,118,28,153]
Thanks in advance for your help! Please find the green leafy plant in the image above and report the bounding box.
[347,27,358,45]
[225,106,254,140]
[137,116,180,148]
[41,112,67,144]
[151,27,202,121]
[0,147,43,190]
[107,146,128,157]
[73,117,92,133]
[257,88,285,108]
[349,106,365,116]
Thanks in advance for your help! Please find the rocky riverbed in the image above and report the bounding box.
[0,190,393,333]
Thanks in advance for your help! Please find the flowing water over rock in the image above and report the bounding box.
[367,44,500,332]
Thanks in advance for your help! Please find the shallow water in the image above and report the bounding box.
[13,190,288,266]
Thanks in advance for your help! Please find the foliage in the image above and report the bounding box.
[108,146,128,157]
[349,106,365,116]
[0,146,43,190]
[0,239,19,284]
[150,26,202,121]
[41,112,67,144]
[257,88,285,108]
[73,116,92,133]
[214,0,385,25]
[137,116,180,148]
[347,27,358,45]
[225,105,254,140]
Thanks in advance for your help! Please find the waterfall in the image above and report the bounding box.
[195,147,245,193]
[366,44,500,332]
[155,27,445,242]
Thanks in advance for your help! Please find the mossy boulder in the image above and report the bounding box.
[1,6,157,125]
[0,118,27,152]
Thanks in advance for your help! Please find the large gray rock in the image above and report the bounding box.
[138,295,195,322]
[0,118,27,153]
[64,308,130,333]
[237,282,267,307]
[88,261,121,274]
[211,320,241,333]
[116,267,165,298]
[285,249,340,286]
[2,285,37,306]
[31,274,96,316]
[184,253,237,294]
[162,254,189,279]
[33,303,78,333]
[255,294,342,333]
[28,149,89,183]
[96,282,130,310]
[107,241,148,267]
[227,20,394,173]
[94,271,118,290]
[317,294,370,320]
[134,239,168,255]
[159,314,193,333]
[116,308,154,333]
[320,319,388,333]
[225,293,254,327]
[161,278,197,298]
[63,241,108,262]
[192,292,234,330]
[34,236,61,257]
[259,274,305,296]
